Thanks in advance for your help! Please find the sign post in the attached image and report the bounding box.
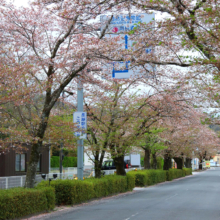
[73,79,87,180]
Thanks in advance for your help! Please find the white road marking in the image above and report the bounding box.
[124,212,139,220]
[165,194,178,200]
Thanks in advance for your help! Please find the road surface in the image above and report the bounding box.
[32,168,220,220]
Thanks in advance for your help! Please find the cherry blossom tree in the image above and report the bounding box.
[0,0,119,187]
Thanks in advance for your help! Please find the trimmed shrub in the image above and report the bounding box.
[51,156,77,168]
[129,168,192,186]
[157,157,164,170]
[146,170,166,185]
[128,170,166,187]
[126,173,136,191]
[166,169,185,181]
[134,172,148,186]
[84,177,109,198]
[62,157,77,167]
[0,187,54,220]
[183,168,192,176]
[141,157,144,167]
[85,175,128,197]
[36,186,56,210]
[37,179,94,205]
[37,175,131,206]
[51,156,59,167]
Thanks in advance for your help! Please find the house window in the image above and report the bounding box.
[37,154,41,172]
[15,154,26,172]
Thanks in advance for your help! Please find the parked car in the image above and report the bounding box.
[101,160,131,170]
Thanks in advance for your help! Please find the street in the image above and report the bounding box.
[33,168,220,220]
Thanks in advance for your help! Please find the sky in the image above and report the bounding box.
[12,0,29,6]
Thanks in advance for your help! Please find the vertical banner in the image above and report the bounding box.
[73,112,87,139]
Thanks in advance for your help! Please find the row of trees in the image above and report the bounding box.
[0,0,220,187]
[84,78,219,177]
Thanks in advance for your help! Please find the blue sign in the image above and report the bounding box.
[73,112,87,139]
[101,13,155,79]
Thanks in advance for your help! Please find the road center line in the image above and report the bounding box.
[124,212,139,220]
[165,194,178,200]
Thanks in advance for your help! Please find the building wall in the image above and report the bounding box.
[0,145,49,177]
[0,154,5,176]
[213,154,220,164]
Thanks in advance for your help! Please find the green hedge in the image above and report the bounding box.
[37,179,94,205]
[51,156,77,168]
[51,156,59,167]
[37,174,135,206]
[183,168,192,176]
[126,173,136,191]
[0,187,55,220]
[128,170,167,187]
[62,157,77,167]
[166,169,184,181]
[128,168,192,186]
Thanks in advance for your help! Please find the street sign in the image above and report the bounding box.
[101,13,155,79]
[73,112,87,139]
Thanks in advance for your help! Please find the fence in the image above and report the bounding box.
[0,168,139,190]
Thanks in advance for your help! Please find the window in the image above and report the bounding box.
[37,154,41,172]
[109,161,113,166]
[15,154,26,172]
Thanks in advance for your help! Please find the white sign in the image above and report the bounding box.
[101,13,155,79]
[73,112,87,139]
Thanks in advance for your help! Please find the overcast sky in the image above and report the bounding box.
[13,0,29,7]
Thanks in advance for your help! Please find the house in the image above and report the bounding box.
[0,143,49,177]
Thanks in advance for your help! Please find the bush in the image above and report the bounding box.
[146,170,166,185]
[51,156,59,167]
[36,186,56,210]
[37,175,133,206]
[37,179,94,205]
[85,175,128,197]
[128,169,167,187]
[157,157,164,170]
[134,171,148,187]
[129,168,192,186]
[141,157,144,167]
[62,157,77,167]
[183,168,192,176]
[50,156,77,168]
[0,187,55,220]
[126,173,136,191]
[166,169,185,181]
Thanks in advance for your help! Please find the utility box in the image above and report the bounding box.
[124,154,140,168]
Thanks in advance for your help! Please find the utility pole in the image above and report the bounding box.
[59,91,64,179]
[77,78,84,180]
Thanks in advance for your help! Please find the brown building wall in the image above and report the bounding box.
[0,145,49,177]
[0,154,5,176]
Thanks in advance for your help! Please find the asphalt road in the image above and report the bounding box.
[38,168,220,220]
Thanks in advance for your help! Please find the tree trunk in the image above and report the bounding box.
[94,160,102,178]
[144,148,151,169]
[25,142,42,188]
[152,153,157,169]
[163,152,171,170]
[25,110,50,188]
[114,155,126,176]
[173,157,183,169]
[94,151,101,178]
[185,158,192,168]
[94,149,105,178]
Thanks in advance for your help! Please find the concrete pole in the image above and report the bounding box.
[59,92,65,179]
[77,78,84,180]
